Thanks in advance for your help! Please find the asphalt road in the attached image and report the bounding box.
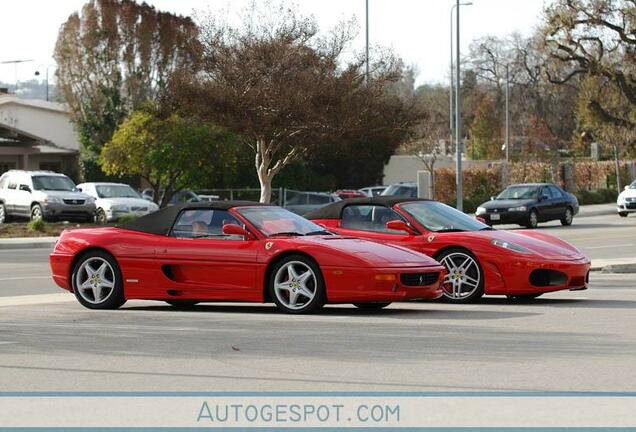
[0,214,635,392]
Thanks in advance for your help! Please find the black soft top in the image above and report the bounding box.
[305,197,429,220]
[120,201,272,236]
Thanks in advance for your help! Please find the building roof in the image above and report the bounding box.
[0,94,69,114]
[305,197,430,220]
[120,201,273,236]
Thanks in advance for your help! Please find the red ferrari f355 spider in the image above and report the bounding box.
[306,197,591,303]
[50,201,446,313]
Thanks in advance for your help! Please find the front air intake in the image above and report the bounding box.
[400,272,439,286]
[529,269,568,287]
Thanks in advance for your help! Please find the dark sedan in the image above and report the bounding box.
[475,183,579,228]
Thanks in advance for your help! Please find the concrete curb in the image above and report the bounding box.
[598,263,636,274]
[0,237,57,250]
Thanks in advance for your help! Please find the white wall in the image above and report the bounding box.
[383,154,498,185]
[0,100,79,151]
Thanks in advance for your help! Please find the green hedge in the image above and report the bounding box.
[575,188,618,205]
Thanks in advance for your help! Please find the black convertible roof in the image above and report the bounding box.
[120,200,272,236]
[305,197,429,220]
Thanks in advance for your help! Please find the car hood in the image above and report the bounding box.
[283,235,441,268]
[619,189,636,200]
[480,199,535,209]
[36,190,92,201]
[96,197,155,208]
[462,229,585,260]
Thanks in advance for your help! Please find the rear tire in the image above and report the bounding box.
[353,302,391,310]
[71,250,126,310]
[560,207,573,226]
[166,300,200,307]
[524,209,539,229]
[269,255,326,314]
[619,212,628,218]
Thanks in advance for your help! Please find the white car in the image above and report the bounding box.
[617,180,636,217]
[358,186,387,197]
[77,182,159,223]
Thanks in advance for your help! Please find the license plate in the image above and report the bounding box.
[490,214,500,221]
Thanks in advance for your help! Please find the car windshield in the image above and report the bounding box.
[32,175,75,191]
[401,201,489,233]
[381,184,417,197]
[629,180,636,189]
[496,186,539,200]
[237,207,329,237]
[95,185,140,199]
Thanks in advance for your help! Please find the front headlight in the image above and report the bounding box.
[46,196,62,204]
[86,196,96,204]
[476,206,486,214]
[617,194,626,204]
[491,239,533,254]
[508,206,527,212]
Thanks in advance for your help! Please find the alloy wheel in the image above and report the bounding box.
[273,261,317,310]
[75,257,116,304]
[31,205,43,221]
[439,252,482,300]
[529,210,538,228]
[0,204,5,224]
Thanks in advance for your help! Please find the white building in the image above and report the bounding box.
[383,154,497,185]
[0,91,79,176]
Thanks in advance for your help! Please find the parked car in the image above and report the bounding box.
[335,189,367,199]
[141,189,201,206]
[475,183,579,228]
[380,182,418,198]
[0,170,95,223]
[284,191,340,215]
[198,194,221,202]
[50,201,445,313]
[76,182,159,224]
[306,197,590,303]
[359,186,387,197]
[617,180,636,217]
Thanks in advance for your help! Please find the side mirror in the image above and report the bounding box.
[19,185,31,193]
[490,196,495,201]
[386,220,415,235]
[222,224,252,239]
[626,186,630,191]
[541,194,550,201]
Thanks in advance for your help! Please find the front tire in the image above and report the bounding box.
[31,204,44,221]
[524,209,539,229]
[353,302,391,310]
[619,212,628,218]
[269,255,326,314]
[71,250,126,310]
[560,207,573,226]
[0,202,6,224]
[437,248,484,303]
[95,209,108,224]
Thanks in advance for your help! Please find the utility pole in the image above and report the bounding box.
[449,2,471,157]
[365,0,370,83]
[505,64,510,163]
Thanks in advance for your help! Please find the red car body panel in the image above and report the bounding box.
[311,202,591,296]
[50,206,446,304]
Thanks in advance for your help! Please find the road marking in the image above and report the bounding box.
[0,342,17,345]
[585,243,636,250]
[0,276,50,281]
[0,293,74,307]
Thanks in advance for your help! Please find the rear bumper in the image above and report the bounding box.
[49,252,74,291]
[483,255,591,296]
[323,265,446,303]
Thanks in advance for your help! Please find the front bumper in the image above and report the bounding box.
[105,208,154,222]
[323,265,446,303]
[482,255,591,296]
[477,210,528,225]
[617,202,636,213]
[43,202,95,221]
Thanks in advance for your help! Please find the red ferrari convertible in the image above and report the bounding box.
[50,201,446,313]
[306,197,591,303]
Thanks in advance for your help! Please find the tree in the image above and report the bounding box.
[468,97,502,160]
[100,110,237,207]
[54,0,199,179]
[170,4,414,202]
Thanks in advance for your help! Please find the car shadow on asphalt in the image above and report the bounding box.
[123,303,540,320]
[475,297,636,309]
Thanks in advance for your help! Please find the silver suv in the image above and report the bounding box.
[0,170,96,223]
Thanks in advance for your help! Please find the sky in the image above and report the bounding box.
[0,0,547,88]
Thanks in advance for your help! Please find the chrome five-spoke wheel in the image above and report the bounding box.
[72,251,126,309]
[270,256,325,314]
[438,249,484,303]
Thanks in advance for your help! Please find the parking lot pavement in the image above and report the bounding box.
[0,272,634,392]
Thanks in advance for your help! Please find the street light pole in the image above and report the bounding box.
[34,65,55,102]
[505,64,510,163]
[449,2,472,156]
[455,0,463,211]
[365,0,370,83]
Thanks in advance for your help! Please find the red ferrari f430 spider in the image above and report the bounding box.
[306,197,591,303]
[50,201,446,313]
